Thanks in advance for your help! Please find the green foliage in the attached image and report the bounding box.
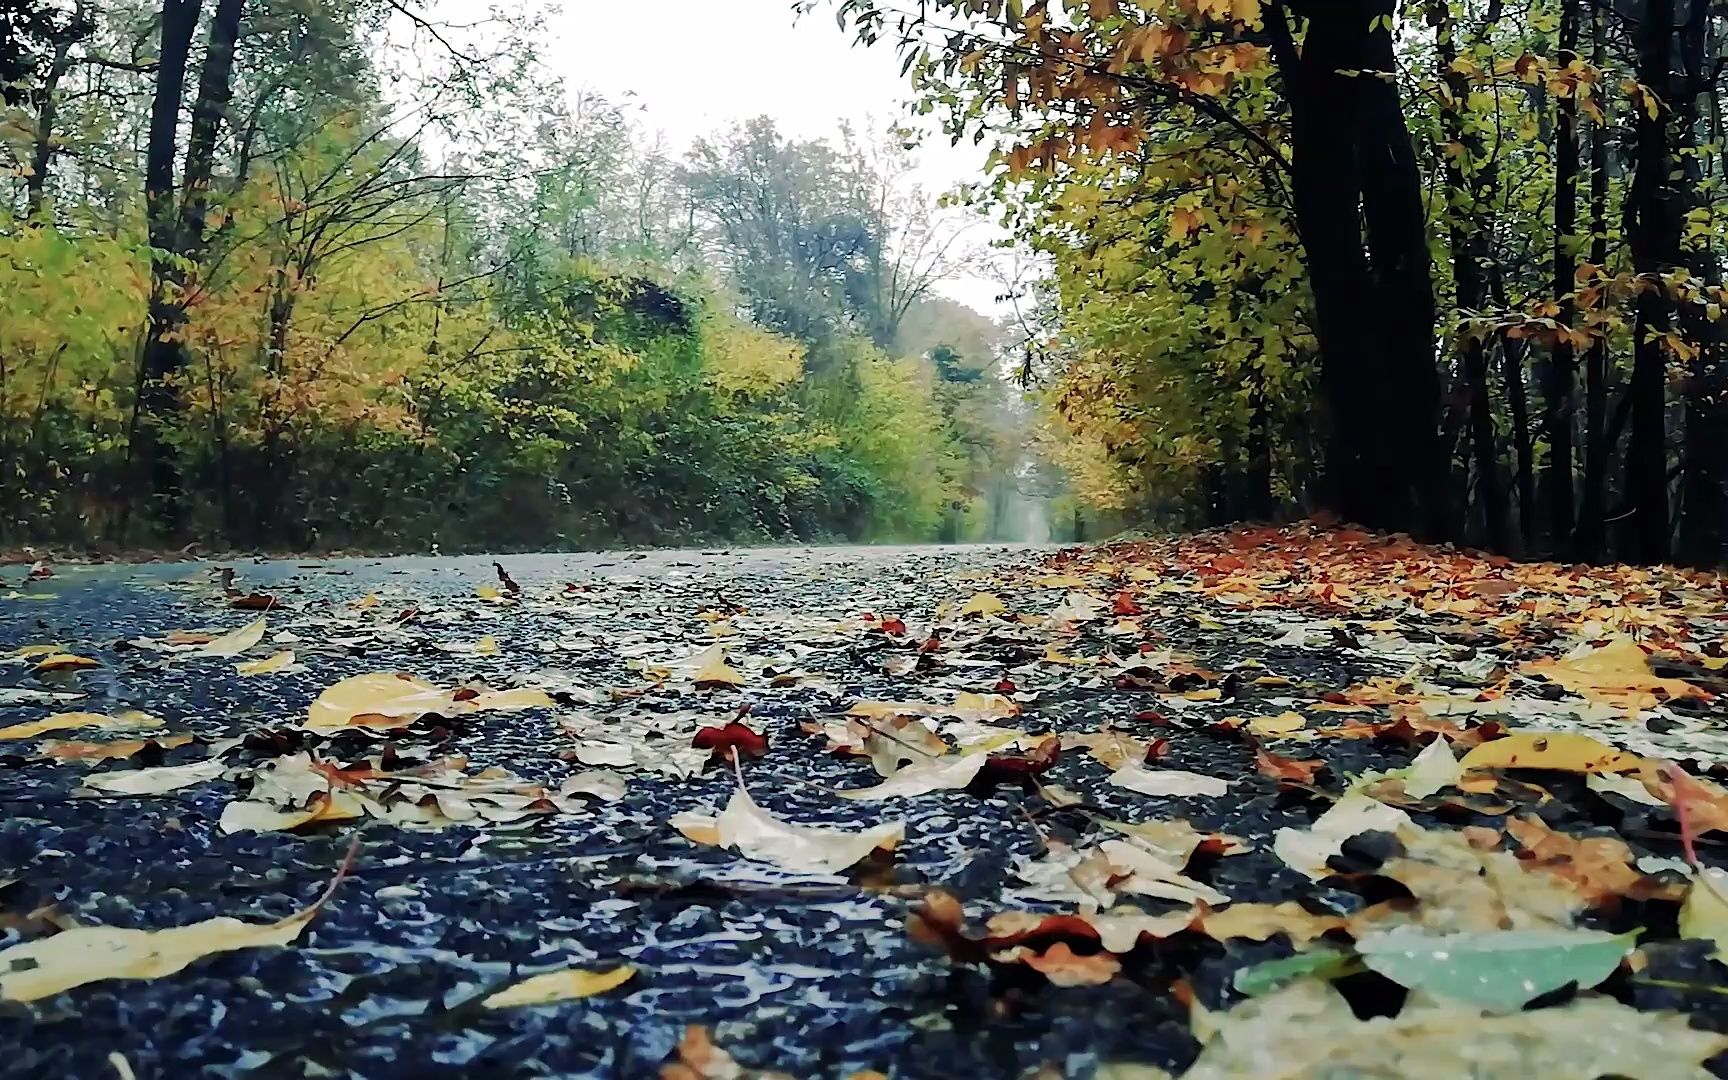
[0,0,1017,552]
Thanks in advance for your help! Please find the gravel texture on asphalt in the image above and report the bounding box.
[1,543,1726,1079]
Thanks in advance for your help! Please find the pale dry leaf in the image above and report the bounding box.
[671,785,904,874]
[482,965,635,1008]
[196,617,267,658]
[82,758,226,796]
[1108,763,1230,799]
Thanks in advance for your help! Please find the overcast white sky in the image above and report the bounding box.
[541,0,1006,314]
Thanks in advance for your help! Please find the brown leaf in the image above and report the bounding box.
[1253,746,1325,785]
[1505,815,1681,905]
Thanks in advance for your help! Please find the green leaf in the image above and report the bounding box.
[1355,927,1638,1011]
[1232,947,1361,997]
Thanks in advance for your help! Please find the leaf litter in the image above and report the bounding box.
[8,527,1728,1076]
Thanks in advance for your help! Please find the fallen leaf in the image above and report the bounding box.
[1505,815,1676,905]
[82,758,226,795]
[1355,925,1636,1010]
[1246,711,1308,738]
[1400,735,1462,799]
[196,617,267,658]
[671,784,904,873]
[482,965,635,1008]
[0,711,162,740]
[959,592,1006,617]
[1459,732,1644,775]
[1679,867,1728,956]
[691,645,745,688]
[1109,763,1230,798]
[1525,637,1710,709]
[235,651,294,676]
[0,846,351,1001]
[1253,746,1324,784]
[837,753,987,800]
[1197,902,1346,944]
[691,721,769,762]
[33,653,100,673]
[1272,794,1411,879]
[39,735,193,762]
[1011,941,1121,986]
[1177,979,1726,1080]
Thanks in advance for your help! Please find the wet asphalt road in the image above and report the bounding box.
[3,543,1724,1079]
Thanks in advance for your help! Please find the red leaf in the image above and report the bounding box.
[692,721,769,762]
[229,592,279,611]
[880,617,908,636]
[973,736,1062,790]
[1143,737,1170,763]
[1112,590,1142,616]
[994,678,1018,694]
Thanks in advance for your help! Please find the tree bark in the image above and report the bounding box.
[1575,1,1612,561]
[1678,1,1725,565]
[1430,0,1504,551]
[125,0,202,536]
[1266,0,1446,537]
[1625,0,1680,563]
[1544,0,1580,550]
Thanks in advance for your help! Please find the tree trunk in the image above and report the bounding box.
[1266,0,1445,537]
[24,30,75,218]
[1544,0,1580,550]
[125,0,202,536]
[179,0,243,263]
[1625,0,1680,563]
[1575,1,1612,561]
[1431,0,1504,551]
[1678,2,1725,565]
[1502,337,1538,545]
[127,0,245,534]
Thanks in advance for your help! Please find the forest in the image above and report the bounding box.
[829,0,1728,566]
[0,0,1027,551]
[5,0,1728,566]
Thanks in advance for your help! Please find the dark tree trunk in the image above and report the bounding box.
[180,0,242,263]
[1575,2,1612,561]
[1544,0,1580,550]
[1678,2,1725,565]
[125,0,201,536]
[24,28,76,218]
[127,0,245,534]
[1431,1,1504,551]
[1266,0,1445,537]
[1625,0,1680,563]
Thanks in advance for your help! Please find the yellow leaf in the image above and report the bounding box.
[7,644,61,659]
[0,871,337,1002]
[1523,638,1708,709]
[0,711,163,740]
[197,617,266,658]
[33,653,100,672]
[1247,712,1308,738]
[959,592,1007,617]
[1459,732,1645,775]
[482,965,636,1008]
[691,645,745,688]
[306,672,448,729]
[475,585,502,600]
[474,635,499,655]
[235,651,294,676]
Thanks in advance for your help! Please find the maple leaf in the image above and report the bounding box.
[691,721,769,762]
